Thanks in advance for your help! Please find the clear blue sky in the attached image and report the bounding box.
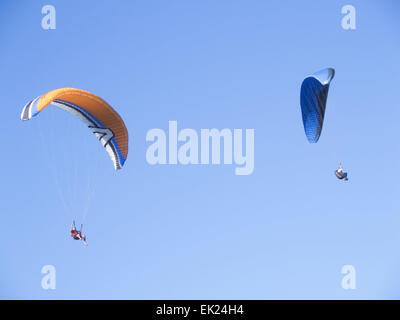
[1,0,400,299]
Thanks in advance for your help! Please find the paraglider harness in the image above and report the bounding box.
[334,165,348,181]
[71,221,83,240]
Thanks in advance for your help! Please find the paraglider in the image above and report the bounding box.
[335,164,348,181]
[20,88,128,170]
[21,88,129,245]
[300,67,335,143]
[70,221,88,246]
[300,68,348,180]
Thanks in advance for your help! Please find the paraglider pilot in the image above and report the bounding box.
[335,164,348,181]
[70,221,88,246]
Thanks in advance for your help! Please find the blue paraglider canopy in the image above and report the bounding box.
[300,68,335,143]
